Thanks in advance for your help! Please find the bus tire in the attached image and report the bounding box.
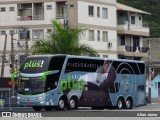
[44,106,52,111]
[125,98,133,109]
[68,97,78,110]
[56,98,66,111]
[117,98,124,109]
[32,106,42,111]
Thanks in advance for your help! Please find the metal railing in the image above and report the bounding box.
[125,46,148,53]
[56,14,68,19]
[0,88,11,109]
[118,19,149,28]
[32,15,44,20]
[17,15,44,21]
[17,16,32,21]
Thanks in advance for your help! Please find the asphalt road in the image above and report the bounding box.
[0,103,160,117]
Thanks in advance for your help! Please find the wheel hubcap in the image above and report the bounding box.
[70,99,75,109]
[59,100,65,109]
[126,100,130,108]
[118,100,122,108]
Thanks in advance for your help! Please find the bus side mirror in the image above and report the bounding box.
[11,71,20,83]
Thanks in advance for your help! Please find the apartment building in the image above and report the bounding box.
[117,3,150,60]
[0,0,149,77]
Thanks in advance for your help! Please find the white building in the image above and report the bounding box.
[117,3,150,60]
[0,0,149,77]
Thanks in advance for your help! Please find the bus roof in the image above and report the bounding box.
[66,55,145,64]
[27,54,145,64]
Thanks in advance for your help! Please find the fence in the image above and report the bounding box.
[0,88,11,109]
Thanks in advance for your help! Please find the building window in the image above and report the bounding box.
[97,30,100,41]
[131,16,135,24]
[102,8,108,19]
[19,30,30,40]
[88,6,94,16]
[32,29,44,40]
[89,30,94,41]
[120,36,125,45]
[102,31,108,42]
[139,16,142,21]
[0,31,6,35]
[46,5,52,10]
[9,30,15,35]
[103,55,108,58]
[97,7,100,18]
[0,7,6,12]
[9,7,15,11]
[47,29,52,33]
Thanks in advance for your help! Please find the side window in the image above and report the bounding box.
[48,56,65,70]
[45,56,66,92]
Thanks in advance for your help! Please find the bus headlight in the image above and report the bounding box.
[37,96,45,100]
[40,101,44,104]
[17,96,20,100]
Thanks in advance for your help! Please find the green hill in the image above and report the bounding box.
[117,0,160,37]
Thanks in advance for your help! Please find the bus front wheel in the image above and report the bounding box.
[32,106,42,111]
[56,98,66,111]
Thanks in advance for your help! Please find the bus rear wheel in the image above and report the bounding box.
[56,98,66,111]
[117,98,124,109]
[125,98,133,109]
[68,97,78,110]
[32,106,42,111]
[44,106,53,111]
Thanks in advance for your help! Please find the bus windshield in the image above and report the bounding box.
[18,55,66,95]
[18,77,45,95]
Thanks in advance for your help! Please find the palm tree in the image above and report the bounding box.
[31,20,98,57]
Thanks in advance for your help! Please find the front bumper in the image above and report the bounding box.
[17,93,56,106]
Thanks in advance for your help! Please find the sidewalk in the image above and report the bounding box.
[151,98,160,103]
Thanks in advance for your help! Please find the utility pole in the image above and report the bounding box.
[11,34,15,73]
[11,33,15,97]
[1,34,7,78]
[25,28,29,57]
[148,39,152,103]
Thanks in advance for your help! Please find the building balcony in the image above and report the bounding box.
[118,45,149,58]
[56,14,68,19]
[17,16,32,21]
[32,15,44,20]
[117,21,150,36]
[17,15,44,21]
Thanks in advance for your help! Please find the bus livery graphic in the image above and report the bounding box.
[12,55,146,111]
[24,60,44,69]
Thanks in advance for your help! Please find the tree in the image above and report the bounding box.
[31,20,98,56]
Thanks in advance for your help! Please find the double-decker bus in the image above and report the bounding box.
[11,54,146,111]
